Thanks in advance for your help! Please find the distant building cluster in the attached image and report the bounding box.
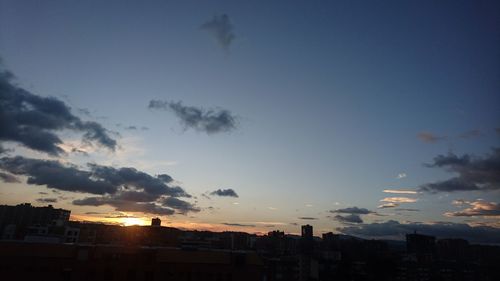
[0,203,499,281]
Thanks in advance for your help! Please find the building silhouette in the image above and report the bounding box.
[151,217,161,227]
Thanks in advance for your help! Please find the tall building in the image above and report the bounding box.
[301,225,313,240]
[151,217,161,227]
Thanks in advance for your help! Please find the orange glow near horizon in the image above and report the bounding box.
[70,214,274,234]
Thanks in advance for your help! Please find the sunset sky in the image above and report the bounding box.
[1,0,499,242]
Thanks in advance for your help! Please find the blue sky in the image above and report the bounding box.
[0,0,499,240]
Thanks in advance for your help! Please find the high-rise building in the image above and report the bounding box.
[151,217,161,227]
[301,224,313,240]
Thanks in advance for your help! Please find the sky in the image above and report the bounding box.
[0,0,499,243]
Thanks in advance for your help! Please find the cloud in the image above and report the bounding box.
[200,14,235,50]
[383,189,418,194]
[419,148,500,192]
[221,222,255,227]
[417,132,447,143]
[444,200,500,217]
[36,198,57,203]
[395,208,420,212]
[298,217,318,220]
[160,197,200,214]
[0,156,116,194]
[0,171,20,183]
[330,207,374,215]
[0,66,116,155]
[210,188,239,198]
[73,197,176,215]
[459,129,482,139]
[337,220,500,244]
[334,214,363,224]
[380,197,418,203]
[0,155,197,216]
[149,100,237,134]
[378,203,399,209]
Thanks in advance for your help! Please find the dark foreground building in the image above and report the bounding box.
[0,241,264,281]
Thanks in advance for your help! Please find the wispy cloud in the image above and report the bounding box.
[378,203,399,209]
[458,129,482,139]
[396,173,407,179]
[149,100,237,134]
[298,217,318,220]
[380,197,417,203]
[383,189,418,194]
[444,200,500,217]
[200,14,235,50]
[417,132,447,144]
[221,222,256,227]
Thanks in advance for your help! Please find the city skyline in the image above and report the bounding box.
[0,0,499,242]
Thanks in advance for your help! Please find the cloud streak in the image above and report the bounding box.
[149,100,237,134]
[383,189,418,194]
[380,197,417,203]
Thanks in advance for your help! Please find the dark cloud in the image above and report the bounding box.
[36,198,57,203]
[0,155,197,216]
[149,100,237,134]
[334,214,363,224]
[200,14,235,50]
[444,200,500,217]
[298,217,318,220]
[157,174,173,183]
[330,207,374,215]
[161,197,200,214]
[337,220,500,244]
[0,171,19,183]
[0,156,116,194]
[210,188,239,198]
[221,222,256,227]
[0,67,117,155]
[419,148,500,192]
[417,132,447,143]
[87,163,189,197]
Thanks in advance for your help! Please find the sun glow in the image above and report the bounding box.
[121,217,147,226]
